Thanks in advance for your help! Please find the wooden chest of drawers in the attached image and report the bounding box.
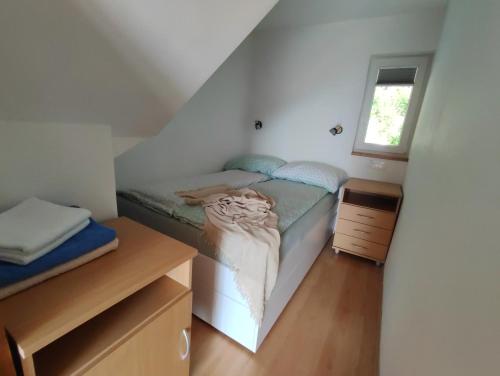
[333,178,403,265]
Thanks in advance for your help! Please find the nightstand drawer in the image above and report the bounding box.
[336,219,392,245]
[333,233,388,261]
[338,204,396,230]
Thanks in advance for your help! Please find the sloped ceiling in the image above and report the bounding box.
[0,0,277,137]
[258,0,447,30]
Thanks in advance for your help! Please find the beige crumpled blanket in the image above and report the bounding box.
[177,186,280,324]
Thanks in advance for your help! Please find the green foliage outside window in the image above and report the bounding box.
[365,85,412,146]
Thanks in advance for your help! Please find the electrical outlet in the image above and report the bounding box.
[370,159,385,169]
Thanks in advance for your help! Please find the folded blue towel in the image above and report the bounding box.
[0,219,116,287]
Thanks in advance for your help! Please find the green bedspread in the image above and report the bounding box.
[172,179,328,233]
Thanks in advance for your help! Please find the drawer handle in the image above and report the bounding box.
[357,214,374,219]
[179,328,190,360]
[352,243,367,250]
[353,229,370,234]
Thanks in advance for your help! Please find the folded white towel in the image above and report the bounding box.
[0,197,91,265]
[0,219,90,265]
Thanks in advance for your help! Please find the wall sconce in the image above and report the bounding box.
[254,120,263,130]
[329,124,343,136]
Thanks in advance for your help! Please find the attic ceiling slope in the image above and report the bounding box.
[0,0,278,137]
[258,0,447,30]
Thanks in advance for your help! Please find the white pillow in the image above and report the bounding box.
[272,161,347,193]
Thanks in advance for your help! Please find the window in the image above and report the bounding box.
[353,55,432,160]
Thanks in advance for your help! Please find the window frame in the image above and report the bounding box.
[353,54,433,159]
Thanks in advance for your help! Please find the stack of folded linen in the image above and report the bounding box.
[0,197,118,299]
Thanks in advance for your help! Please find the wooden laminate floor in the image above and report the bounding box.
[190,241,383,376]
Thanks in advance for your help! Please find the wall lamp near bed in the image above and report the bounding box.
[329,124,344,136]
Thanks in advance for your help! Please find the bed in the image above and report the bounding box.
[117,160,343,352]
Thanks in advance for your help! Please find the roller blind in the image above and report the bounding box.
[377,67,417,85]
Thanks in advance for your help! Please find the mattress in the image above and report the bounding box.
[121,179,329,233]
[117,190,337,265]
[119,170,270,219]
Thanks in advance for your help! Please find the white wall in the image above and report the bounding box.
[115,38,255,189]
[112,137,145,157]
[259,0,446,30]
[0,122,117,221]
[0,0,277,137]
[116,11,445,188]
[249,11,445,184]
[381,1,500,375]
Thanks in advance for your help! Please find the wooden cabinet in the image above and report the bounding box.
[0,218,197,376]
[83,292,192,376]
[333,233,388,261]
[333,178,403,265]
[337,204,396,230]
[335,219,392,245]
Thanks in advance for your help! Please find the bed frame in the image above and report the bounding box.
[117,196,336,352]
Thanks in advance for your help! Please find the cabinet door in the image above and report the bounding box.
[86,292,192,376]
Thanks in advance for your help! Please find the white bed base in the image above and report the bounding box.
[191,209,333,352]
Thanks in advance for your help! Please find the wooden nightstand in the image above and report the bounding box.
[333,178,403,266]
